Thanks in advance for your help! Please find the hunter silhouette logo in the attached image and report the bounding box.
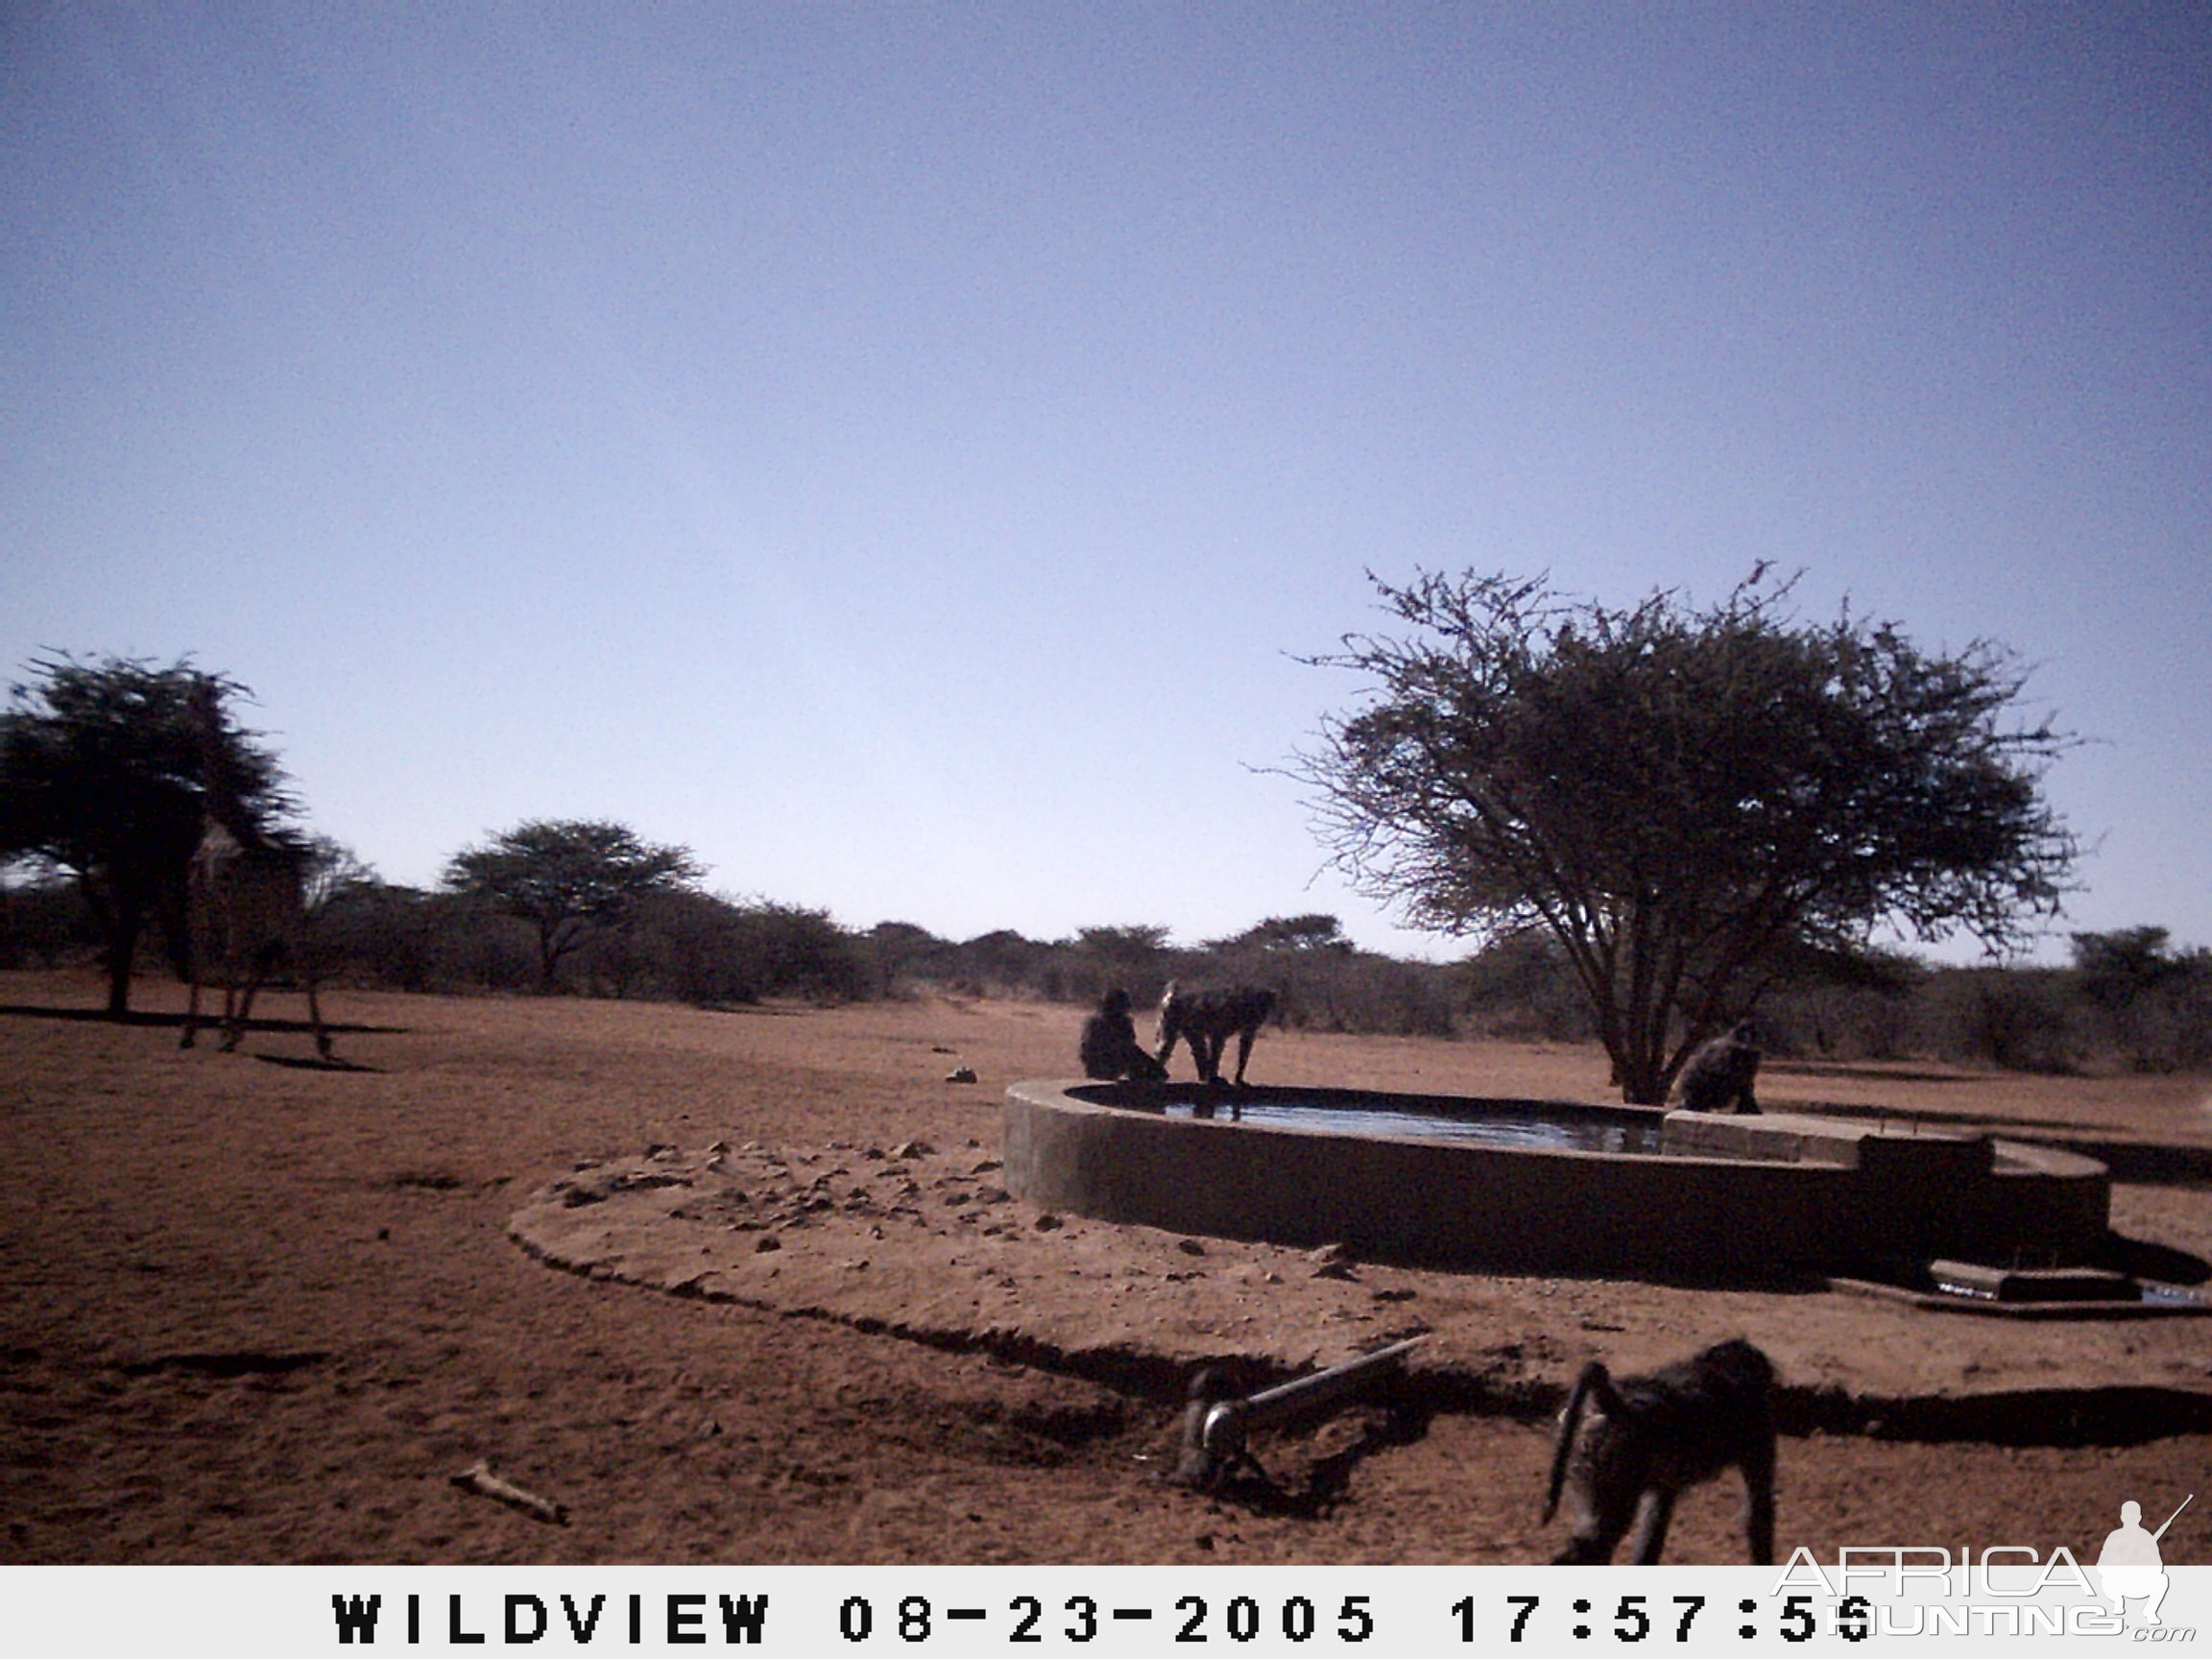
[2099,1495,2192,1627]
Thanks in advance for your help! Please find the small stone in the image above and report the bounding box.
[754,1235,781,1254]
[971,1159,1002,1174]
[1177,1238,1206,1257]
[946,1067,978,1084]
[1034,1214,1064,1232]
[894,1141,934,1159]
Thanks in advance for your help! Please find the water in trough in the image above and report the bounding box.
[1156,1089,1667,1156]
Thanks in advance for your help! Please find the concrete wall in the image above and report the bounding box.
[1003,1081,2110,1277]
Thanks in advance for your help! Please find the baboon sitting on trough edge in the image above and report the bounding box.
[1155,981,1277,1086]
[1543,1337,1777,1565]
[1080,988,1168,1082]
[1672,1021,1762,1114]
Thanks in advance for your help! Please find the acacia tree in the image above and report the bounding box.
[443,819,703,992]
[0,656,292,1015]
[1297,571,2079,1102]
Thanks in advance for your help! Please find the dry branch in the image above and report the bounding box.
[450,1458,569,1526]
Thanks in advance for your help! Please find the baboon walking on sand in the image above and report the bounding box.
[1544,1338,1777,1565]
[1155,982,1276,1086]
[1672,1021,1762,1114]
[1079,988,1167,1082]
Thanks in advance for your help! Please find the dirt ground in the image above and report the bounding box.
[4,969,2209,1567]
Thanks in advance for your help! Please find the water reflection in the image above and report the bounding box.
[1159,1094,1665,1156]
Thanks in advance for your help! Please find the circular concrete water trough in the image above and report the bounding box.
[1003,1080,2110,1278]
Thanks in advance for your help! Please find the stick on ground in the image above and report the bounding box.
[450,1458,569,1526]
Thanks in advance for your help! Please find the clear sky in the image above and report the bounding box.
[6,4,2207,962]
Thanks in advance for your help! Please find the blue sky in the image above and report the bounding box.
[5,4,2207,961]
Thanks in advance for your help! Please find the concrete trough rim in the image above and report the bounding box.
[1003,1077,2111,1278]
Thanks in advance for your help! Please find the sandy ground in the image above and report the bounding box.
[3,969,2209,1566]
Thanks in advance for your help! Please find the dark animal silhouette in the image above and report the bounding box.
[1155,982,1276,1086]
[1079,987,1167,1082]
[1544,1337,1777,1564]
[177,681,330,1060]
[1672,1021,1761,1114]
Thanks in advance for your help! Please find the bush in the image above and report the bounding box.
[0,868,100,970]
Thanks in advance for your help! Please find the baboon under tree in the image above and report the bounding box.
[1079,987,1167,1082]
[177,681,330,1060]
[1155,981,1277,1086]
[1543,1337,1777,1565]
[1672,1021,1761,1114]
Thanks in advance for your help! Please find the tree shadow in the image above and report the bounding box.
[0,1001,403,1038]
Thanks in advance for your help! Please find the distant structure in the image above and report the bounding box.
[178,680,330,1060]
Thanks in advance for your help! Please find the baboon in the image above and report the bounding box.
[1079,988,1166,1082]
[1672,1021,1761,1114]
[1543,1337,1777,1565]
[1155,982,1276,1086]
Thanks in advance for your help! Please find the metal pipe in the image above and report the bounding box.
[1197,1335,1429,1466]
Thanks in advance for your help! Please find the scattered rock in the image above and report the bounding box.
[946,1068,978,1084]
[1034,1214,1064,1232]
[971,1159,1002,1174]
[1177,1238,1206,1257]
[1307,1243,1358,1279]
[894,1141,934,1160]
[754,1235,781,1254]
